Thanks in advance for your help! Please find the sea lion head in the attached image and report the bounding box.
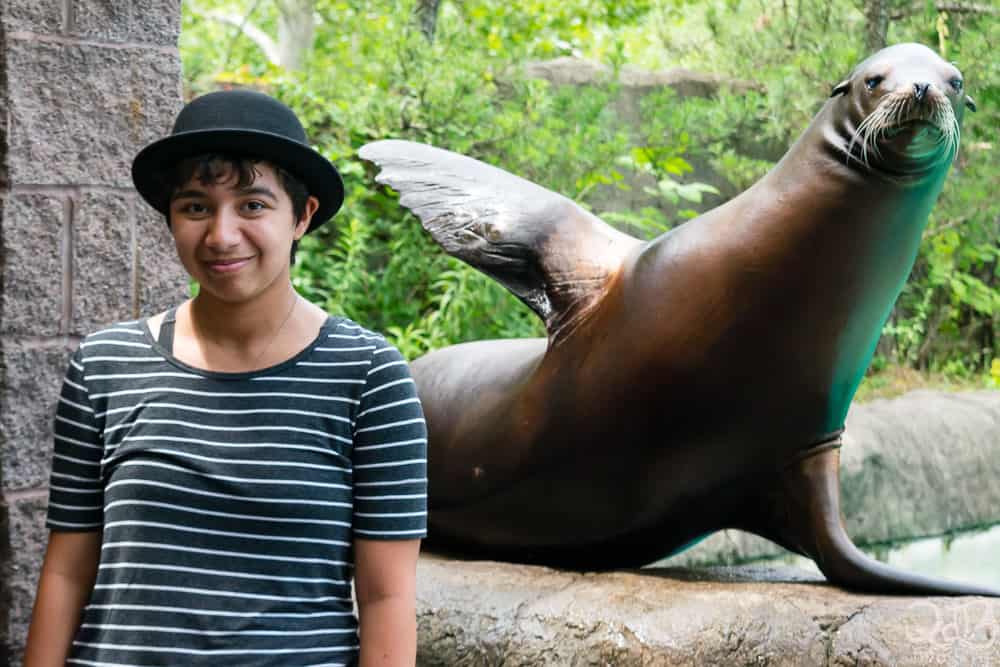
[828,43,974,176]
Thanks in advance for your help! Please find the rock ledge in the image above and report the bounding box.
[417,555,999,666]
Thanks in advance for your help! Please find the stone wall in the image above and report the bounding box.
[0,1,187,662]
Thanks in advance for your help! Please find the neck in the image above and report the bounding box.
[649,104,954,435]
[755,103,951,257]
[188,282,299,348]
[759,104,954,430]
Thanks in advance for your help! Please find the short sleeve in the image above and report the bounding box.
[352,341,428,540]
[47,347,104,532]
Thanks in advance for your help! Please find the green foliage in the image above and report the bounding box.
[180,0,999,379]
[179,0,710,358]
[882,6,998,375]
[627,0,1000,379]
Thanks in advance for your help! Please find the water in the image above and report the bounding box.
[756,523,1000,588]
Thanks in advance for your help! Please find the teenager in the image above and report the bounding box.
[24,89,427,667]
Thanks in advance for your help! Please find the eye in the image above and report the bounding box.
[177,202,208,216]
[242,200,267,213]
[950,78,963,92]
[864,75,884,91]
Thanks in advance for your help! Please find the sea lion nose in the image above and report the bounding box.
[913,82,930,101]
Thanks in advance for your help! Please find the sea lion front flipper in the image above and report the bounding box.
[744,440,1000,596]
[359,140,641,341]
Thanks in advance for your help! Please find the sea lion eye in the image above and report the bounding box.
[950,78,963,91]
[864,76,883,91]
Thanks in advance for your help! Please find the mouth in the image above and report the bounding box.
[848,97,959,170]
[204,257,254,273]
[884,118,940,138]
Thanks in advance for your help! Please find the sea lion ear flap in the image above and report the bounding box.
[964,95,977,112]
[830,80,850,97]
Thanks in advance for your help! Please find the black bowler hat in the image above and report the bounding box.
[132,89,344,234]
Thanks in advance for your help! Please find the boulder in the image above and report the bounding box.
[524,57,759,97]
[417,555,1000,666]
[669,390,1000,566]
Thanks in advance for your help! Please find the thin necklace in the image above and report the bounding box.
[252,292,299,369]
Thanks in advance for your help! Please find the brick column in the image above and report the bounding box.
[0,2,188,663]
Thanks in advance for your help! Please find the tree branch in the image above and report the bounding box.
[415,0,441,42]
[189,2,281,66]
[275,0,316,70]
[863,0,890,53]
[891,2,999,20]
[924,204,996,239]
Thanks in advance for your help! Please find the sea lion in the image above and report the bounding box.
[359,43,997,596]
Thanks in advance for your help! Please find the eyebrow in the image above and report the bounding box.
[170,186,279,202]
[238,186,279,200]
[170,189,207,202]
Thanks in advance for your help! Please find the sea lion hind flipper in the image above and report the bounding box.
[359,139,641,340]
[742,440,1000,596]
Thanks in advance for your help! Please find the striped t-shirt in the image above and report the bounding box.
[47,316,428,667]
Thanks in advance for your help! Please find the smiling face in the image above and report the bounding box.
[168,159,318,307]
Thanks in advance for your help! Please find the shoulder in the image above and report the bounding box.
[318,316,415,386]
[79,319,149,348]
[76,319,154,363]
[323,316,398,355]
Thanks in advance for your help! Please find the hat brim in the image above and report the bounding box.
[132,128,344,234]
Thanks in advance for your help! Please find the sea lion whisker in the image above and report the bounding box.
[852,109,884,167]
[860,106,891,165]
[852,99,895,164]
[925,103,960,160]
[846,120,869,166]
[943,109,961,159]
[851,90,965,169]
[946,124,961,159]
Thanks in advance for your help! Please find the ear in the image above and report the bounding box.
[830,80,850,97]
[964,95,977,113]
[294,196,320,240]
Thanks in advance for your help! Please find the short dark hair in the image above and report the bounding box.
[163,154,310,264]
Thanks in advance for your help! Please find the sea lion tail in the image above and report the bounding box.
[746,439,1000,596]
[359,140,641,341]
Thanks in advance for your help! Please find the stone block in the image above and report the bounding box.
[0,0,64,35]
[131,0,183,46]
[5,40,182,187]
[0,194,66,337]
[135,199,189,316]
[128,48,185,144]
[67,0,130,43]
[3,493,49,663]
[1,501,8,665]
[71,191,134,333]
[0,340,74,491]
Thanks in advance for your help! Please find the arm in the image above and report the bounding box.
[355,538,421,666]
[26,345,105,665]
[23,531,101,667]
[351,339,428,666]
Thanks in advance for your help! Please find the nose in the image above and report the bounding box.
[913,82,930,102]
[204,209,241,249]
